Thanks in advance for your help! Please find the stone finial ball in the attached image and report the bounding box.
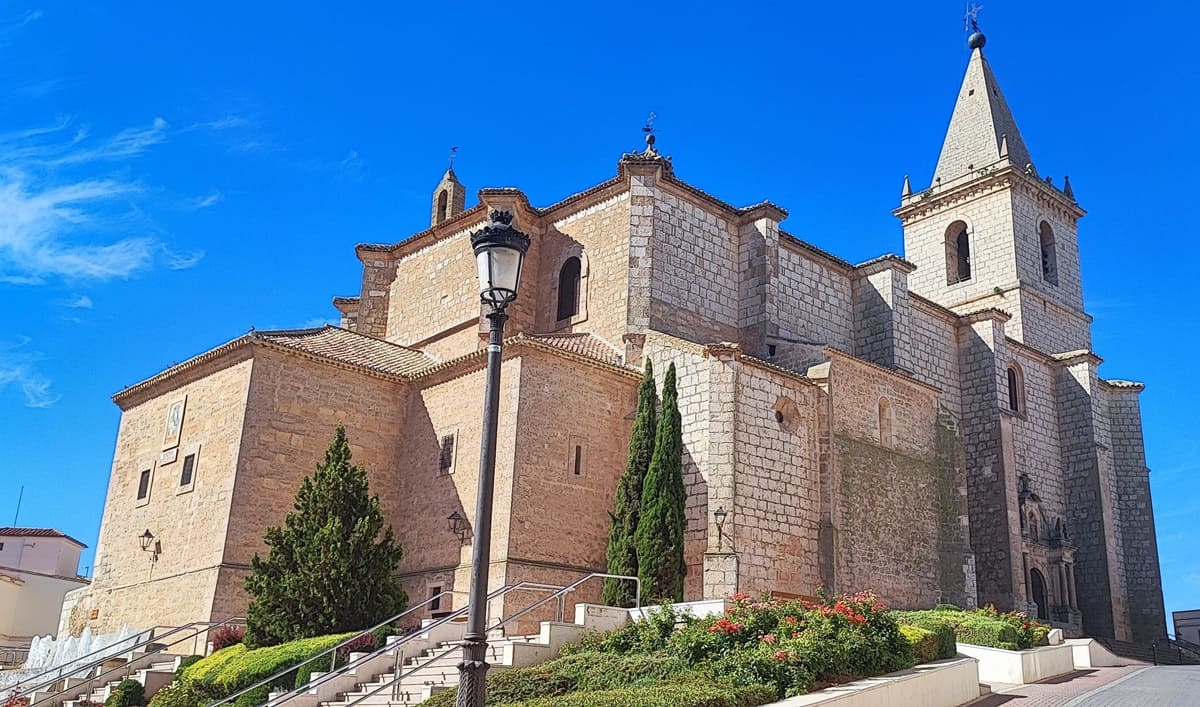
[968,32,987,50]
[646,133,656,147]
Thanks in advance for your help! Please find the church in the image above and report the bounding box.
[62,28,1166,644]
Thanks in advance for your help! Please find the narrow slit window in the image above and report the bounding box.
[1039,222,1058,285]
[439,434,456,474]
[1007,366,1023,413]
[137,469,151,500]
[436,190,449,225]
[878,398,892,445]
[180,454,196,487]
[429,586,442,611]
[573,445,583,476]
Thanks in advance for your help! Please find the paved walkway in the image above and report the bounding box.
[971,666,1143,706]
[1067,665,1200,706]
[971,665,1200,706]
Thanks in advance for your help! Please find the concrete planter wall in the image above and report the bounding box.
[956,642,1075,684]
[767,657,980,707]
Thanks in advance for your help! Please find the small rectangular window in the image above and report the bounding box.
[573,445,583,476]
[137,470,152,500]
[180,454,196,487]
[438,434,456,474]
[429,586,442,612]
[0,543,5,551]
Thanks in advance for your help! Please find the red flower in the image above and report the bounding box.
[774,650,788,661]
[761,633,776,644]
[731,592,750,602]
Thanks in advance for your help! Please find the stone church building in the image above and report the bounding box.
[64,33,1166,643]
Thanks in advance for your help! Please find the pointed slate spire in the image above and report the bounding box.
[1063,175,1075,200]
[932,38,1034,185]
[901,174,912,197]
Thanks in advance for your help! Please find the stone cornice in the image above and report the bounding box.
[1052,350,1104,367]
[853,254,917,277]
[407,333,642,386]
[894,162,1085,225]
[1099,379,1144,393]
[957,308,1013,326]
[823,347,943,394]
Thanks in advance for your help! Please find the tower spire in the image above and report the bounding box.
[931,25,1034,185]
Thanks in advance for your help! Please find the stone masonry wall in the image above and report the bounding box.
[1008,347,1065,520]
[903,188,1017,311]
[648,186,741,345]
[69,354,254,634]
[958,315,1024,610]
[852,266,915,372]
[393,357,523,616]
[827,353,973,608]
[907,300,964,418]
[218,348,409,619]
[1056,358,1121,638]
[385,218,485,351]
[730,361,823,598]
[770,242,853,362]
[537,192,631,349]
[1105,386,1166,641]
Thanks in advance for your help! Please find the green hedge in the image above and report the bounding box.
[105,679,145,707]
[895,610,1018,651]
[182,632,355,699]
[507,683,777,707]
[899,625,939,664]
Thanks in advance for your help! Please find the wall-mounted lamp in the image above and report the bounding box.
[139,529,161,560]
[447,511,470,545]
[713,506,729,550]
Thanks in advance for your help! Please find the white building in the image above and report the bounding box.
[0,528,89,661]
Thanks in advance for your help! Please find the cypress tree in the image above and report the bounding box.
[634,361,686,604]
[602,359,657,607]
[244,424,407,647]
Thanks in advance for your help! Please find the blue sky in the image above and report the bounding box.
[1,2,1196,629]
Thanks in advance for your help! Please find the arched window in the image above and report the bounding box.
[945,221,971,284]
[556,257,581,321]
[1039,221,1058,286]
[1007,365,1022,413]
[436,190,449,225]
[878,397,892,445]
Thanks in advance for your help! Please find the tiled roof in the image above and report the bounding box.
[256,326,436,378]
[0,527,87,547]
[526,333,624,367]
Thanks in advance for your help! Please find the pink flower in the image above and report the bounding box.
[761,633,776,644]
[774,650,788,661]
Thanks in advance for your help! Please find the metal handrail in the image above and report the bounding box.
[324,571,639,707]
[16,619,238,700]
[207,587,483,707]
[24,617,244,706]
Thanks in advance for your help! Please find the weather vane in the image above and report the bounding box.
[448,146,459,170]
[964,2,983,33]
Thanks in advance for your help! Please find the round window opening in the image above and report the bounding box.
[774,396,801,433]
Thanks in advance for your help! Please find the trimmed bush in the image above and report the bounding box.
[508,683,777,707]
[105,679,145,707]
[900,625,939,664]
[147,681,202,707]
[173,656,203,682]
[230,685,269,707]
[182,643,247,685]
[892,614,956,659]
[892,607,1052,652]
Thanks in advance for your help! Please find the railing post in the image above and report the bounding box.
[1152,642,1158,665]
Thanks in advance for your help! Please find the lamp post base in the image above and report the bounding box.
[455,633,490,707]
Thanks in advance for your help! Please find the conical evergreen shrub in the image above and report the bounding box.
[634,362,687,603]
[244,424,407,647]
[603,360,657,607]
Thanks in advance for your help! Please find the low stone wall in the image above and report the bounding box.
[1064,638,1140,668]
[957,642,1075,684]
[767,657,980,707]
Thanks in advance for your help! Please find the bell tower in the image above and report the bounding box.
[431,168,467,228]
[896,28,1090,354]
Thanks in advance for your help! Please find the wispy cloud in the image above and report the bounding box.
[189,191,221,209]
[163,245,204,270]
[340,150,360,168]
[60,294,93,309]
[0,336,60,408]
[0,117,202,283]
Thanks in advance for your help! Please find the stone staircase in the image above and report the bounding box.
[36,654,181,707]
[277,605,630,707]
[1094,637,1200,666]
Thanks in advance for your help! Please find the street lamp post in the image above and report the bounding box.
[457,209,530,707]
